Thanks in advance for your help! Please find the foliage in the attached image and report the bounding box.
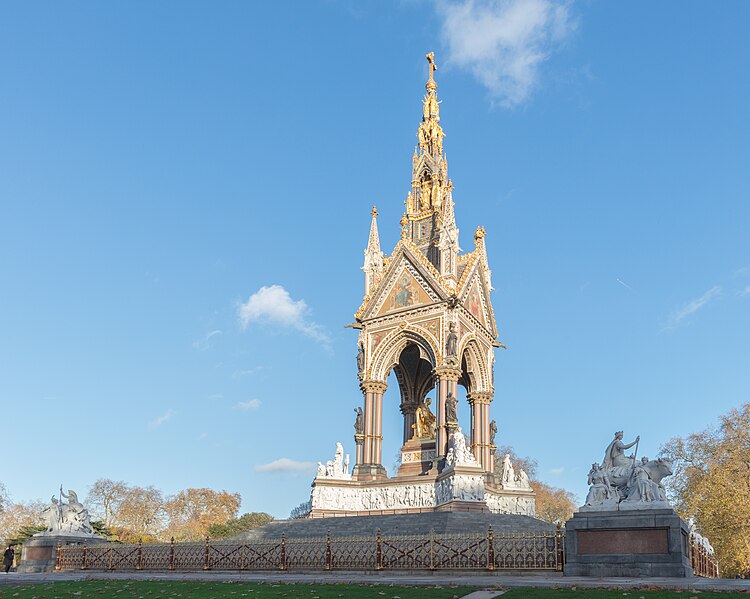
[116,485,164,538]
[86,478,128,527]
[659,401,750,577]
[289,501,312,520]
[0,581,477,598]
[530,480,577,524]
[6,524,45,546]
[493,445,538,479]
[0,501,45,546]
[207,512,274,538]
[90,520,115,540]
[163,488,241,542]
[0,481,8,513]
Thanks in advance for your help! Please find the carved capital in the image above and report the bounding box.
[354,434,365,445]
[360,379,388,394]
[467,392,493,405]
[432,366,462,382]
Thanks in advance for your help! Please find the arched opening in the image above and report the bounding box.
[382,341,437,477]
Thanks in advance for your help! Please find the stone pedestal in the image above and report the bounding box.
[18,534,108,573]
[397,437,436,477]
[352,463,387,481]
[564,508,693,577]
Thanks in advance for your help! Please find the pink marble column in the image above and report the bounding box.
[467,391,493,472]
[433,367,462,462]
[372,388,385,466]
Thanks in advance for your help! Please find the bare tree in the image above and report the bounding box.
[86,478,128,527]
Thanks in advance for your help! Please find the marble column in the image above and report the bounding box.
[432,367,462,462]
[467,391,493,472]
[354,379,388,479]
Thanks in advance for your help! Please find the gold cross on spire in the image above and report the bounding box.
[426,52,437,92]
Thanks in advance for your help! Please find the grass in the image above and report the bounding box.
[502,590,749,598]
[0,580,476,599]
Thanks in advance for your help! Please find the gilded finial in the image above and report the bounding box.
[426,52,437,93]
[474,226,486,241]
[400,214,409,238]
[371,205,378,217]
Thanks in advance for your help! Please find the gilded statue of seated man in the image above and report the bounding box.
[412,398,436,439]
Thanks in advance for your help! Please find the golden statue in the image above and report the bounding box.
[417,124,428,149]
[412,397,436,439]
[419,180,432,211]
[431,179,442,209]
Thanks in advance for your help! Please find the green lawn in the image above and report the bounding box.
[502,589,749,598]
[0,581,476,599]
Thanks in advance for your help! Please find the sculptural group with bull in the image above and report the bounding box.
[584,431,674,510]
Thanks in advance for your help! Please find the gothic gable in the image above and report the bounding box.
[358,244,447,321]
[459,267,497,337]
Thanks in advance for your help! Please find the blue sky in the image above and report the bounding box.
[1,1,748,518]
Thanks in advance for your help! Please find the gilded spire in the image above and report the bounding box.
[367,206,381,254]
[362,206,383,295]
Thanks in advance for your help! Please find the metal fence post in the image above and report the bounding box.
[325,530,332,571]
[169,537,175,570]
[280,533,287,571]
[429,529,435,571]
[204,536,210,570]
[137,538,143,570]
[487,526,495,571]
[375,529,382,571]
[82,542,88,570]
[55,542,62,571]
[556,523,564,571]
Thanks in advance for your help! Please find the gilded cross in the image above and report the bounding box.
[426,52,437,79]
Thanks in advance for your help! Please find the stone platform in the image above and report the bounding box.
[18,534,108,573]
[231,511,555,542]
[564,508,693,578]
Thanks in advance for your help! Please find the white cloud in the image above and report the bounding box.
[549,467,565,475]
[738,285,750,297]
[236,399,262,410]
[207,393,223,401]
[664,286,722,330]
[238,285,331,348]
[232,366,264,379]
[192,329,222,351]
[436,0,576,107]
[255,458,316,474]
[148,409,175,428]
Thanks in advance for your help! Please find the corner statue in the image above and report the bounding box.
[581,432,673,512]
[37,487,95,537]
[602,431,640,469]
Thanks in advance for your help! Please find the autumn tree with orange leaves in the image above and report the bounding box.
[660,402,750,577]
[163,488,241,542]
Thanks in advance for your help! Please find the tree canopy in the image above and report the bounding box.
[660,401,750,577]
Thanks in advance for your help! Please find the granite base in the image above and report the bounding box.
[564,508,693,577]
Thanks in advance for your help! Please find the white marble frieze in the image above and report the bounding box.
[485,493,536,517]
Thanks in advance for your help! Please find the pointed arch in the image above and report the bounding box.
[459,337,491,394]
[369,326,439,383]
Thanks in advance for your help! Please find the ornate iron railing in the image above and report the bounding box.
[56,526,564,572]
[690,534,720,578]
